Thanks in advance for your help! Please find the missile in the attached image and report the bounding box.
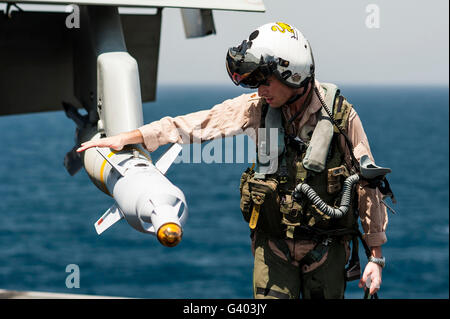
[55,7,190,247]
[63,46,188,246]
[79,130,188,247]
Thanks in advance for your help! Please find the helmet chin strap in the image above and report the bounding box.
[286,93,302,105]
[285,76,314,105]
[284,77,315,134]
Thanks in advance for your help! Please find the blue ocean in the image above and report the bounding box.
[0,85,448,299]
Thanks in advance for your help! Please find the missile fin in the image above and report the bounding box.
[96,147,126,177]
[155,143,183,174]
[95,203,124,235]
[64,145,83,176]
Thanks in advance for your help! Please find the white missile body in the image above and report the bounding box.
[75,49,188,246]
[94,144,187,236]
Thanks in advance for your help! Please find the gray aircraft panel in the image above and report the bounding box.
[0,9,160,115]
[2,0,266,12]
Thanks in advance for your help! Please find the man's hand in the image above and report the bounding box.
[359,245,383,296]
[76,134,126,153]
[359,261,382,295]
[76,130,145,153]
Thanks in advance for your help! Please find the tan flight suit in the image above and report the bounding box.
[137,80,388,299]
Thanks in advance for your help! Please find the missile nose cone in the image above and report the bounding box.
[157,223,183,247]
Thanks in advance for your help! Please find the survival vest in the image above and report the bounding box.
[239,83,358,240]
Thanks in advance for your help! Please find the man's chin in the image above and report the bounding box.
[268,102,283,108]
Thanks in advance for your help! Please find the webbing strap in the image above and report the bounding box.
[301,238,331,266]
[256,287,290,299]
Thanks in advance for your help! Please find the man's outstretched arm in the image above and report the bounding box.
[76,129,144,153]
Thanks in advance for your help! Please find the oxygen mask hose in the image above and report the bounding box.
[293,173,360,219]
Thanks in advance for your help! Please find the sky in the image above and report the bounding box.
[1,0,448,86]
[157,0,449,86]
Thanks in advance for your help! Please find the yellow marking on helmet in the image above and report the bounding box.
[271,22,294,34]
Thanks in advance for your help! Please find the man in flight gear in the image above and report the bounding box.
[78,22,394,299]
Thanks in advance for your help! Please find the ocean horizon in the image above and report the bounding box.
[0,84,448,299]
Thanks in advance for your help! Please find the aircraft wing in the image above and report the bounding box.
[0,0,266,244]
[0,0,265,116]
[2,0,265,12]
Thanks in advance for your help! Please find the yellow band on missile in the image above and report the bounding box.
[249,204,260,230]
[99,151,116,197]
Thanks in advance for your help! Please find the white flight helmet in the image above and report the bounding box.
[226,22,315,89]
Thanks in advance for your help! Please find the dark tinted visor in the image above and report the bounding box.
[239,67,272,88]
[226,48,272,89]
